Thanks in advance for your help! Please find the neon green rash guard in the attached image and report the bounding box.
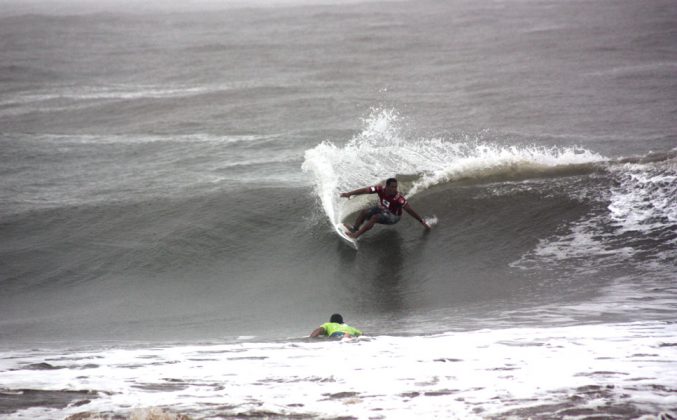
[321,322,363,337]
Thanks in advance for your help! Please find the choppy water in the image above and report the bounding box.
[0,0,675,418]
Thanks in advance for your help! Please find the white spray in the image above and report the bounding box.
[302,108,606,226]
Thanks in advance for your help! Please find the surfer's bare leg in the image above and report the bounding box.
[348,215,379,238]
[350,208,370,232]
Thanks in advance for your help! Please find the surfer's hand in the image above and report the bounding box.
[340,192,351,198]
[422,220,431,230]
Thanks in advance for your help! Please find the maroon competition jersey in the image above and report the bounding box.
[370,185,407,216]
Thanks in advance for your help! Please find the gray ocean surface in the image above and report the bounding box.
[0,0,676,418]
[1,0,675,342]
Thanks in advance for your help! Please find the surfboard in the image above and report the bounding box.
[335,223,358,250]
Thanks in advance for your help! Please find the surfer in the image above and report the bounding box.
[340,177,431,239]
[310,313,363,338]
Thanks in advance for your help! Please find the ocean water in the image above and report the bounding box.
[0,0,676,418]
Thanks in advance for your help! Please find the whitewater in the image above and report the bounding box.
[2,322,676,419]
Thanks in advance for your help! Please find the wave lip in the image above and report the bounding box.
[405,141,606,196]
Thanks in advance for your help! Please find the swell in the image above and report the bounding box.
[1,164,674,343]
[0,187,303,291]
[2,152,674,295]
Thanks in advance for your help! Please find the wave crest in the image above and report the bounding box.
[302,108,607,225]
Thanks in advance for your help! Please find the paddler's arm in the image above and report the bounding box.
[404,203,431,230]
[340,186,372,198]
[310,327,326,337]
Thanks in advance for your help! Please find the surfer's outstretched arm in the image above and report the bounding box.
[340,187,371,198]
[404,203,431,229]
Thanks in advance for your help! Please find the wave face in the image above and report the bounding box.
[300,109,676,326]
[2,109,674,345]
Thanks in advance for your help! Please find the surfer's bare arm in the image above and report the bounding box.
[340,187,372,198]
[404,203,431,229]
[310,327,326,337]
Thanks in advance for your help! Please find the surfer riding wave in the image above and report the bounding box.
[340,177,431,239]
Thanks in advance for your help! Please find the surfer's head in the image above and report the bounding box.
[330,313,343,324]
[385,177,398,196]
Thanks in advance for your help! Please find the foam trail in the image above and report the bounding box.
[303,108,608,225]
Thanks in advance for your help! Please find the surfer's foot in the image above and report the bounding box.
[343,223,358,233]
[346,231,358,239]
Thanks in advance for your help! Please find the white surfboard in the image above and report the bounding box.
[335,223,358,250]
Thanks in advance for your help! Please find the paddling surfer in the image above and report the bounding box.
[310,313,363,338]
[340,177,430,239]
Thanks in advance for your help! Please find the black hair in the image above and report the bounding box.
[330,313,343,323]
[386,177,397,186]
